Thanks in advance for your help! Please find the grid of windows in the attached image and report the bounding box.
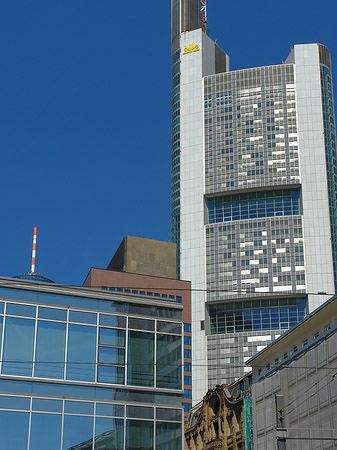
[171,49,181,277]
[0,395,182,450]
[206,216,305,301]
[0,300,182,390]
[321,62,337,290]
[204,65,299,194]
[208,189,300,224]
[209,298,306,334]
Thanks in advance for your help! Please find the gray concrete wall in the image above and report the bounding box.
[252,330,337,449]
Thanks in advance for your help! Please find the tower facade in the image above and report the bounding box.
[171,1,337,403]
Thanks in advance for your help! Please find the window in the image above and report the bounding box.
[184,349,192,359]
[184,323,191,333]
[184,336,191,346]
[184,362,192,372]
[183,403,192,413]
[176,296,182,304]
[184,376,192,385]
[127,331,154,387]
[184,389,192,399]
[201,320,205,331]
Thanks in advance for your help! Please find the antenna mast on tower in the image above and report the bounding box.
[31,226,38,273]
[200,0,207,26]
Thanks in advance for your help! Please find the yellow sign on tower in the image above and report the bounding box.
[183,44,200,55]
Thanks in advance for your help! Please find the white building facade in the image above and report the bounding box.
[171,0,337,404]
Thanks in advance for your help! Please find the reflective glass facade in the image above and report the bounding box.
[0,394,182,449]
[0,279,183,449]
[209,298,306,334]
[208,188,300,224]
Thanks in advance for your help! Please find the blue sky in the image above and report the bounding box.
[1,0,336,285]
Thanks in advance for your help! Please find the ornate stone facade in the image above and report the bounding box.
[184,384,245,450]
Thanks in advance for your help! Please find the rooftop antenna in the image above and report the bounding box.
[31,226,38,273]
[200,0,207,26]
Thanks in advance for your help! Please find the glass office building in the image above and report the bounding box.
[171,0,337,402]
[0,276,183,449]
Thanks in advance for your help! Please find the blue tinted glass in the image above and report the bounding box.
[0,410,29,448]
[30,413,62,450]
[97,366,125,384]
[6,303,36,318]
[35,321,66,379]
[184,349,191,358]
[32,398,63,412]
[38,307,67,321]
[184,363,192,372]
[99,314,126,328]
[184,376,192,385]
[184,323,191,333]
[96,403,124,417]
[99,328,125,347]
[95,417,124,450]
[0,302,4,314]
[2,317,35,376]
[183,403,192,413]
[184,336,191,345]
[99,347,125,365]
[63,415,93,450]
[64,400,94,415]
[69,310,97,325]
[0,395,30,410]
[67,324,96,382]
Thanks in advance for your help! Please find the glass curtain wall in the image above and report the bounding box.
[0,301,182,391]
[0,395,182,450]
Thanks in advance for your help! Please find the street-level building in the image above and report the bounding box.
[0,275,183,449]
[247,294,337,449]
[171,0,337,402]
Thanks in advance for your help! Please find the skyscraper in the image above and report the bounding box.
[171,0,337,403]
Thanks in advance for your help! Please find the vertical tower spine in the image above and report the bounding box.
[31,226,38,273]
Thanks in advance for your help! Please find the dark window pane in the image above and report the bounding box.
[0,410,29,448]
[30,413,62,450]
[95,417,124,450]
[127,331,154,387]
[2,317,34,376]
[156,422,182,450]
[128,317,155,331]
[67,324,96,382]
[63,415,93,450]
[35,321,66,379]
[125,419,154,450]
[126,405,154,419]
[157,334,182,390]
[156,408,182,422]
[157,321,182,335]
